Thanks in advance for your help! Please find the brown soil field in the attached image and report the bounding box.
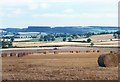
[2,51,118,80]
[90,34,114,41]
[73,34,114,42]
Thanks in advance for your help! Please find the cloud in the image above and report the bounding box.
[27,2,50,10]
[0,0,118,7]
[0,13,4,17]
[0,0,30,6]
[28,3,39,10]
[0,0,118,27]
[40,3,50,8]
[63,9,74,13]
[33,13,117,19]
[12,9,24,16]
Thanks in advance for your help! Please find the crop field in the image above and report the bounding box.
[73,34,114,42]
[13,34,119,48]
[2,48,118,80]
[1,33,119,80]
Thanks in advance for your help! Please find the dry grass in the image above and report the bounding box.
[2,51,118,80]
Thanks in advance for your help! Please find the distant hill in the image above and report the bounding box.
[1,26,118,34]
[2,28,27,32]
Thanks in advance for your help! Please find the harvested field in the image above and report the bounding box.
[13,42,90,47]
[13,41,118,48]
[90,34,114,41]
[73,34,115,42]
[2,51,118,80]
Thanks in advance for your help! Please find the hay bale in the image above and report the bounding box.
[97,50,100,53]
[1,53,7,57]
[93,50,95,52]
[118,52,120,63]
[25,53,29,55]
[70,51,74,53]
[10,53,16,57]
[28,52,33,54]
[110,51,116,54]
[43,52,47,54]
[110,51,113,53]
[22,52,26,56]
[17,53,23,57]
[86,50,90,53]
[76,51,79,53]
[98,53,118,67]
[22,53,28,56]
[54,51,59,54]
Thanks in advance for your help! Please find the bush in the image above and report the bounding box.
[68,38,72,42]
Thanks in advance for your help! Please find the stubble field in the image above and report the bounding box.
[2,50,118,80]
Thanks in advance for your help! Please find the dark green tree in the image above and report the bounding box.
[87,38,92,43]
[68,38,72,42]
[63,37,66,42]
[51,37,55,41]
[90,42,94,47]
[39,38,43,41]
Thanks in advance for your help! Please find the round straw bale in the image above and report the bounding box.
[98,53,118,67]
[25,53,29,55]
[10,53,16,57]
[54,51,59,54]
[118,52,120,63]
[86,50,90,53]
[97,50,100,53]
[43,52,47,54]
[76,51,79,53]
[110,51,116,54]
[29,52,33,54]
[22,52,26,56]
[1,53,7,57]
[17,53,23,57]
[70,51,74,53]
[98,54,106,67]
[93,50,95,52]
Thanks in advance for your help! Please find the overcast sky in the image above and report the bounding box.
[0,0,119,28]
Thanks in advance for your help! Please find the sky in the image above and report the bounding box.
[0,0,119,28]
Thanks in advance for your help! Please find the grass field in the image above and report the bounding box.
[2,51,118,80]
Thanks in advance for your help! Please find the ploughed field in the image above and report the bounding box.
[2,47,118,80]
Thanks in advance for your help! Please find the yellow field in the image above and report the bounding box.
[13,42,90,47]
